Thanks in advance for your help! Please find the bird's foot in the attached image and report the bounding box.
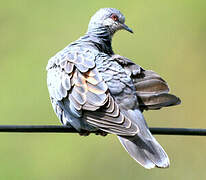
[79,130,91,136]
[95,130,108,137]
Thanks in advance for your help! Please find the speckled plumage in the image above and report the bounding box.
[47,8,180,169]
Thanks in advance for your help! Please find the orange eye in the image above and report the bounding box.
[111,14,119,21]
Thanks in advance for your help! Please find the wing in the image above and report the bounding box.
[47,46,138,135]
[133,69,181,111]
[113,55,181,111]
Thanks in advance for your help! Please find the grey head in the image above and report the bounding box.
[87,8,133,36]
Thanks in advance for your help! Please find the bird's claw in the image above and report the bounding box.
[79,130,91,136]
[95,130,108,137]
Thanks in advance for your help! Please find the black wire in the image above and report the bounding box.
[0,125,205,136]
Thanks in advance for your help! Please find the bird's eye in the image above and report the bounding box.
[111,14,119,21]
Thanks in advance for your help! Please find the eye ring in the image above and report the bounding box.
[111,14,119,21]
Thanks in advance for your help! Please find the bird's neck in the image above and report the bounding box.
[85,26,114,55]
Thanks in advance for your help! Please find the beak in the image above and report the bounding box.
[121,23,133,33]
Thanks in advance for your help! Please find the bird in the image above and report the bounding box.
[46,8,181,169]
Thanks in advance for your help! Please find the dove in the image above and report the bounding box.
[46,8,181,169]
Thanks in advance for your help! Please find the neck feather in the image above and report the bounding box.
[86,26,114,55]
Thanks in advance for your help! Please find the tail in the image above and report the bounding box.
[118,109,170,169]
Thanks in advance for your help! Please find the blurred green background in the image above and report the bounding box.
[0,0,206,179]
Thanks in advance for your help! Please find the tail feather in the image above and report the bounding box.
[118,134,169,169]
[118,109,170,169]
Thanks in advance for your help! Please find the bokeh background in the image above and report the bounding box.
[0,0,206,179]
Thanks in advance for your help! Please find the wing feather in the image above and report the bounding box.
[47,47,138,135]
[113,55,181,111]
[133,70,181,110]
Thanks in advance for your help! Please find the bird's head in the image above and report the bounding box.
[87,8,133,36]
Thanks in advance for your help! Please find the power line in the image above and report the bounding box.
[0,125,205,136]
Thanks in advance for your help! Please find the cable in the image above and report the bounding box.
[0,125,205,136]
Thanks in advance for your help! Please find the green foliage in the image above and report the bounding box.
[0,0,206,179]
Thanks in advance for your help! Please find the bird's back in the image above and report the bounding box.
[95,53,138,109]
